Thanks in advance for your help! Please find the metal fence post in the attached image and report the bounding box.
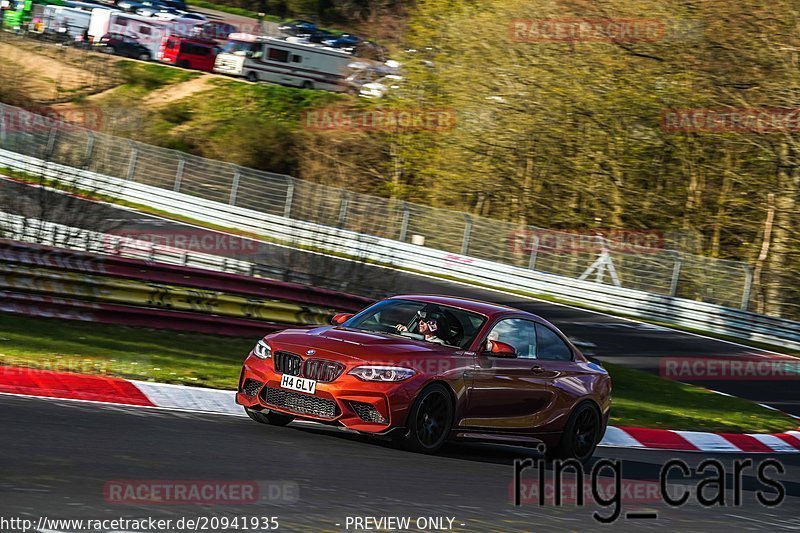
[337,191,349,228]
[83,131,95,169]
[461,214,472,255]
[173,157,185,192]
[741,264,754,310]
[229,167,241,205]
[528,234,540,270]
[669,251,682,297]
[126,142,139,181]
[46,126,57,158]
[284,177,295,219]
[399,202,410,241]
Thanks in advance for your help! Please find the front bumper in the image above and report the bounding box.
[236,354,420,434]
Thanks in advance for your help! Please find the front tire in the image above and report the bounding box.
[400,383,453,454]
[244,407,294,426]
[547,402,601,464]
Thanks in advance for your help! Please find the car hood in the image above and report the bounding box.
[267,326,455,363]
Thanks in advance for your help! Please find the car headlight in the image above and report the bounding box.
[252,339,272,359]
[349,365,415,382]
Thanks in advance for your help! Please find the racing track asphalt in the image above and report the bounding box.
[2,178,797,416]
[1,394,799,532]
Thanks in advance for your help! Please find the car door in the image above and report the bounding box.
[463,318,554,430]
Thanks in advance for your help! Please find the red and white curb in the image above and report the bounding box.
[1,366,798,453]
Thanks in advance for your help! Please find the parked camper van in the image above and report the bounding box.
[104,12,201,60]
[214,33,353,91]
[161,34,217,71]
[39,3,112,40]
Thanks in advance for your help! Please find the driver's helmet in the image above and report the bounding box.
[418,309,447,339]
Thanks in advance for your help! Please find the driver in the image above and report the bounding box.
[395,317,446,345]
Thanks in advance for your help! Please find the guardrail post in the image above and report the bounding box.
[337,191,349,228]
[669,251,682,297]
[126,143,139,181]
[173,157,185,192]
[284,177,295,219]
[399,202,410,241]
[528,233,540,270]
[229,167,241,205]
[741,264,754,310]
[461,214,473,255]
[83,131,95,169]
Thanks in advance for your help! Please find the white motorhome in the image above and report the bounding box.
[105,13,201,60]
[214,33,353,91]
[40,4,112,40]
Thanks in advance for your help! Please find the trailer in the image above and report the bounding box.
[214,33,353,91]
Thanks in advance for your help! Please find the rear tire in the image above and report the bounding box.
[246,71,258,82]
[400,383,453,454]
[244,407,294,426]
[301,80,313,90]
[546,402,601,464]
[138,52,150,61]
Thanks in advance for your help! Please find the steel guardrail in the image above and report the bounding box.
[1,149,798,350]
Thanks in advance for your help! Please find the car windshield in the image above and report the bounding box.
[343,299,486,349]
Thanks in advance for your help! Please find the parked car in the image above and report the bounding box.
[161,34,218,71]
[359,74,402,99]
[237,295,611,461]
[321,32,360,49]
[199,20,235,41]
[160,0,185,9]
[277,19,316,37]
[306,28,334,43]
[115,0,143,12]
[97,32,152,60]
[175,11,205,21]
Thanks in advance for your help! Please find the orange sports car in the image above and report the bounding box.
[236,295,611,461]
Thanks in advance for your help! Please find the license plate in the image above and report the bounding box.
[280,374,316,395]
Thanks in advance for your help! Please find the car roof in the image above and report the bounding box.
[387,294,533,318]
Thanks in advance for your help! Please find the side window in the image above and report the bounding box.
[535,324,572,361]
[292,54,302,63]
[267,47,289,62]
[140,26,151,36]
[485,319,537,358]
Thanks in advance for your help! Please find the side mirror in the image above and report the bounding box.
[331,312,354,326]
[484,340,517,358]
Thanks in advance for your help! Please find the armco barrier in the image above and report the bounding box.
[0,239,372,336]
[1,150,800,350]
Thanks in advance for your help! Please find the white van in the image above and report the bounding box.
[214,33,353,91]
[106,13,201,60]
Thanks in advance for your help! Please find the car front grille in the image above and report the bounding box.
[262,386,337,419]
[350,401,387,424]
[273,351,302,376]
[241,378,264,397]
[303,358,344,382]
[274,351,343,382]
